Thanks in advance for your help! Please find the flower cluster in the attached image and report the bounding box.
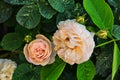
[23,19,95,66]
[0,19,95,80]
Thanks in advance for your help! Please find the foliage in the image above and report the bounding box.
[77,60,95,80]
[0,1,12,23]
[112,42,120,80]
[83,0,114,31]
[0,0,120,80]
[1,33,23,51]
[40,57,66,80]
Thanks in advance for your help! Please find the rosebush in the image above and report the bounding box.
[0,0,120,80]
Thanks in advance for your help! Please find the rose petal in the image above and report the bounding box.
[23,44,31,62]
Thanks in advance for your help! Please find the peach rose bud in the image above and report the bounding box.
[24,34,56,66]
[53,19,95,65]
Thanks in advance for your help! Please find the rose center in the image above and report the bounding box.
[35,48,45,58]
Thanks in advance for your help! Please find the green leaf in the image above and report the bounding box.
[33,66,41,79]
[112,25,120,40]
[48,0,65,12]
[13,63,41,80]
[0,1,12,23]
[77,60,96,80]
[48,0,75,13]
[63,0,75,10]
[112,42,120,80]
[16,5,41,29]
[40,57,66,80]
[38,3,57,19]
[3,0,34,5]
[83,0,114,31]
[12,63,32,80]
[19,52,27,62]
[1,33,23,51]
[96,51,112,77]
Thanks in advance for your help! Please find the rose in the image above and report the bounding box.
[0,59,17,80]
[24,34,56,66]
[53,19,95,65]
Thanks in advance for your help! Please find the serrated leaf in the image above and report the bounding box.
[3,0,34,5]
[77,60,96,80]
[48,0,65,12]
[64,0,75,10]
[40,57,66,80]
[112,25,120,40]
[48,0,75,13]
[12,63,33,80]
[1,33,23,51]
[34,66,41,77]
[83,0,114,31]
[12,63,41,80]
[112,42,120,80]
[0,1,12,23]
[108,0,120,7]
[16,5,41,29]
[38,3,56,19]
[96,51,112,77]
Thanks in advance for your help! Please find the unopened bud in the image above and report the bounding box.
[24,35,32,43]
[76,14,86,24]
[97,30,108,39]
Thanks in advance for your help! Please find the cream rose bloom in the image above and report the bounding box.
[0,59,17,80]
[53,19,95,65]
[24,34,56,66]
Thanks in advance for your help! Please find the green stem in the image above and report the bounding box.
[95,39,118,48]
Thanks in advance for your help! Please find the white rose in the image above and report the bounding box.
[53,19,95,65]
[0,59,17,80]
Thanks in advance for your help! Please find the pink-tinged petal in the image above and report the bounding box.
[23,44,31,62]
[48,44,56,64]
[39,58,50,66]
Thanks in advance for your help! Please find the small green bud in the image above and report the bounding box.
[24,35,32,43]
[97,30,108,39]
[76,14,86,24]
